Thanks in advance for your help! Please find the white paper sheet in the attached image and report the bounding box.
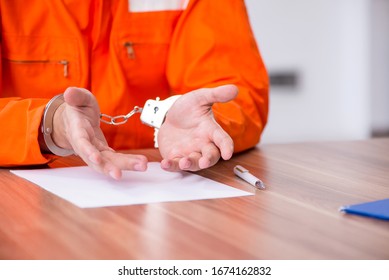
[11,162,253,208]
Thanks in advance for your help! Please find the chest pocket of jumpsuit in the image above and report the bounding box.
[1,35,81,98]
[114,10,182,95]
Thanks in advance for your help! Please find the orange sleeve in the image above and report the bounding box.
[167,0,269,153]
[0,11,51,167]
[0,97,53,166]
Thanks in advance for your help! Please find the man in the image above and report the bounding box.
[0,0,269,179]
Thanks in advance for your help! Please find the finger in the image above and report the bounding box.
[93,136,113,152]
[212,128,234,160]
[68,127,113,174]
[84,138,114,165]
[180,152,202,171]
[199,143,220,169]
[63,87,96,108]
[102,152,148,172]
[87,152,148,180]
[160,157,193,172]
[91,158,122,180]
[160,158,181,172]
[72,136,105,166]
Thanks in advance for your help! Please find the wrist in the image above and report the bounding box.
[40,94,74,156]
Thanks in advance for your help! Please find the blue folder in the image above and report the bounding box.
[340,198,389,221]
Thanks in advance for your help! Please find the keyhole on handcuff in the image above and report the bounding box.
[154,106,159,114]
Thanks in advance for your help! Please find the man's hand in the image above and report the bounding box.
[158,84,238,172]
[52,87,148,180]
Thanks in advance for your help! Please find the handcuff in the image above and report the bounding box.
[101,95,182,148]
[40,94,181,156]
[40,94,74,156]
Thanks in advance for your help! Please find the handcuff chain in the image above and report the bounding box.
[100,106,143,126]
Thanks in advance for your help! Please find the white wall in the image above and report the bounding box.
[371,0,389,135]
[245,0,387,144]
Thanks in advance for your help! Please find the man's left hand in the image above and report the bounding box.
[158,84,238,171]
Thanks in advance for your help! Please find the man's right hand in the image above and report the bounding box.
[51,87,148,180]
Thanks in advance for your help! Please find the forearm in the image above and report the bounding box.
[0,97,53,166]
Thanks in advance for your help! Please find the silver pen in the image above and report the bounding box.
[233,165,265,190]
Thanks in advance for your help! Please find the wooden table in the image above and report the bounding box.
[1,138,388,259]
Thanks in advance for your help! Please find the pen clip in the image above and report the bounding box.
[234,165,248,173]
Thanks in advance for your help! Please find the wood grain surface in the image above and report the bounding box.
[1,138,388,259]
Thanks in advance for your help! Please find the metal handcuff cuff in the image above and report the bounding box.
[41,94,181,156]
[100,95,182,148]
[40,94,74,156]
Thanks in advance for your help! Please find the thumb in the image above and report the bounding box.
[63,87,96,108]
[205,84,238,104]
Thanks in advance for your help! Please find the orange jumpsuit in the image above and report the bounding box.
[0,0,269,167]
